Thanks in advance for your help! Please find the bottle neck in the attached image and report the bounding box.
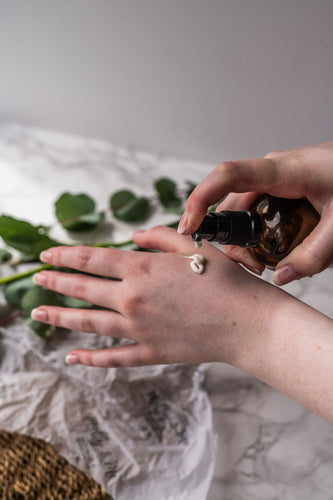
[191,210,263,247]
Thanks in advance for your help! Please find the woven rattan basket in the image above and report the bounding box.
[0,429,108,500]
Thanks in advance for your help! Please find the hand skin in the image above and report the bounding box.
[31,226,333,424]
[178,141,333,285]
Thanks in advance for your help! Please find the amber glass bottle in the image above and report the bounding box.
[191,194,320,269]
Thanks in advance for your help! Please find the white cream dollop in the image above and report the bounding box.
[182,253,206,274]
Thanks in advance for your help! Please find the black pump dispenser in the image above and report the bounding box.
[192,210,262,247]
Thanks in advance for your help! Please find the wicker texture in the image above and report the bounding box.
[0,429,108,500]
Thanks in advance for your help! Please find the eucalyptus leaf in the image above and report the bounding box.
[154,178,182,210]
[0,248,12,263]
[0,215,60,259]
[3,276,35,308]
[110,190,136,210]
[55,192,102,231]
[21,286,60,338]
[110,190,150,222]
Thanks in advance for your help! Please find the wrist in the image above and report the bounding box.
[230,285,289,374]
[214,276,280,368]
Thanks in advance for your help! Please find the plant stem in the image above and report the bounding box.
[93,239,134,248]
[0,263,52,285]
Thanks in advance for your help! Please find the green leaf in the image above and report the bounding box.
[110,190,136,210]
[0,215,61,259]
[55,192,103,231]
[0,248,12,263]
[3,276,35,308]
[21,286,60,338]
[154,178,182,210]
[61,295,94,309]
[110,190,151,222]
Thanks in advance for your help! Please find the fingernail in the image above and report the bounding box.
[40,250,52,262]
[33,272,47,285]
[273,265,301,286]
[65,354,80,365]
[31,307,48,322]
[177,212,188,234]
[132,229,146,237]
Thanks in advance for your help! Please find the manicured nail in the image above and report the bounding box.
[177,212,188,234]
[31,307,48,322]
[65,354,80,365]
[273,265,301,286]
[132,229,146,238]
[40,250,52,262]
[33,272,47,285]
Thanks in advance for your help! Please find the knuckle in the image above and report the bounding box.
[142,225,165,242]
[136,256,152,276]
[76,246,93,269]
[308,252,330,274]
[44,271,58,289]
[105,354,123,368]
[264,150,280,158]
[52,308,63,327]
[80,313,97,333]
[185,190,201,211]
[73,277,87,298]
[122,290,146,316]
[44,306,59,325]
[142,344,164,365]
[186,190,211,214]
[216,160,238,177]
[127,254,152,277]
[147,224,164,236]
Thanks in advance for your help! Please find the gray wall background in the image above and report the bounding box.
[0,0,332,162]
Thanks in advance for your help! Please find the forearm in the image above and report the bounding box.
[234,288,333,423]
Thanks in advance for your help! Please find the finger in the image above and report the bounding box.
[133,225,197,253]
[31,306,132,338]
[214,192,264,273]
[65,344,157,368]
[33,270,122,311]
[264,143,321,159]
[216,192,261,211]
[273,208,333,285]
[179,157,308,235]
[222,246,265,276]
[39,245,134,279]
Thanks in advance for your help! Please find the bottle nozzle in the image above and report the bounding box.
[191,210,262,247]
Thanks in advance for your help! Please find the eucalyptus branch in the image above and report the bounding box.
[0,264,52,285]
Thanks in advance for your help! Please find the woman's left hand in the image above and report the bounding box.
[31,225,270,368]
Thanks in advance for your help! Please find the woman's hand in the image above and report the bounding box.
[178,141,333,285]
[31,226,272,369]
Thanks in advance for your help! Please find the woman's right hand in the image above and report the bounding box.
[178,141,333,285]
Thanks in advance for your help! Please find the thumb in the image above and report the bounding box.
[178,156,301,236]
[132,225,195,253]
[273,209,333,286]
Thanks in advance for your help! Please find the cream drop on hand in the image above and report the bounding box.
[182,253,206,274]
